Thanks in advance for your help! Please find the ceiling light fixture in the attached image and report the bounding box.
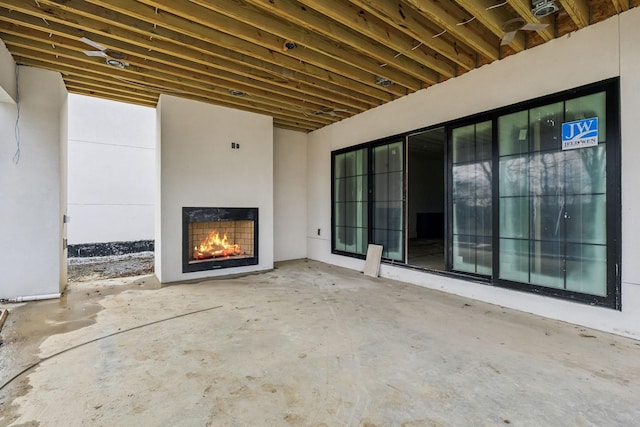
[531,0,559,18]
[228,89,245,96]
[375,76,393,87]
[283,40,297,50]
[105,58,128,68]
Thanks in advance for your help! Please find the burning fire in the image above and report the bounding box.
[194,231,244,260]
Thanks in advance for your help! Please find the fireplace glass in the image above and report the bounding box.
[183,207,258,272]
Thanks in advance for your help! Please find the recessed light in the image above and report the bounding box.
[375,76,393,87]
[228,89,245,96]
[105,58,127,68]
[283,40,297,50]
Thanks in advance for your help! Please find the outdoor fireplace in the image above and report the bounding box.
[182,207,258,273]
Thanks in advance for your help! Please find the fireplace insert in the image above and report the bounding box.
[182,207,258,273]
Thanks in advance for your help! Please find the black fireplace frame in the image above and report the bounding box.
[182,207,259,273]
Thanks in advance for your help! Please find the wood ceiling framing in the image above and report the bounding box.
[0,0,637,132]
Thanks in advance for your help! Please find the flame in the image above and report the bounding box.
[193,231,243,260]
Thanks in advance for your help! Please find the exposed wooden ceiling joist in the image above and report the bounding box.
[557,0,591,28]
[0,0,635,133]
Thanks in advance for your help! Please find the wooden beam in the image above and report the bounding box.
[24,0,391,104]
[183,0,423,91]
[64,83,158,104]
[0,31,337,124]
[506,0,555,41]
[400,0,500,61]
[10,49,333,129]
[63,75,159,101]
[455,0,526,51]
[1,6,372,112]
[248,0,454,79]
[245,0,445,82]
[611,0,630,13]
[347,0,477,71]
[0,20,353,117]
[66,87,158,108]
[92,0,413,96]
[556,0,590,28]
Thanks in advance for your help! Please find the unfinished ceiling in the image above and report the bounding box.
[0,0,637,132]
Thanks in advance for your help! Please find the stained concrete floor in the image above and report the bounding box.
[1,260,639,426]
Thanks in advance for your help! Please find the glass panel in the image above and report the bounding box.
[497,93,610,298]
[374,145,388,173]
[499,111,529,156]
[476,161,492,199]
[476,235,493,275]
[564,145,606,194]
[530,152,564,196]
[453,235,476,273]
[373,228,403,260]
[374,173,389,201]
[385,230,403,261]
[335,153,346,179]
[334,226,346,251]
[476,121,492,161]
[345,177,356,201]
[335,202,345,227]
[387,201,403,231]
[530,240,564,288]
[499,155,528,197]
[356,148,368,175]
[345,202,357,227]
[373,201,388,229]
[500,238,529,282]
[452,163,475,199]
[357,201,368,228]
[476,198,492,237]
[345,151,356,176]
[451,121,493,276]
[453,199,474,236]
[500,197,529,239]
[387,141,403,172]
[452,124,475,163]
[358,175,368,202]
[344,227,357,253]
[531,195,564,242]
[388,171,403,201]
[333,148,368,256]
[565,92,606,143]
[565,194,606,245]
[334,177,346,202]
[530,102,562,152]
[566,244,607,296]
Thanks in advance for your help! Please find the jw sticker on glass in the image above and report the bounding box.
[561,117,598,150]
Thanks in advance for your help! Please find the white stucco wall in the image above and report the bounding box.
[274,128,307,262]
[0,61,67,299]
[0,39,16,104]
[306,10,640,339]
[156,94,274,283]
[67,94,155,244]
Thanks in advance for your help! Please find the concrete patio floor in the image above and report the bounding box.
[1,259,639,426]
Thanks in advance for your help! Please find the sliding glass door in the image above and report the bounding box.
[498,92,609,296]
[332,79,619,308]
[450,121,492,275]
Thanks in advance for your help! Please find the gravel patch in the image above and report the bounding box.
[67,252,154,282]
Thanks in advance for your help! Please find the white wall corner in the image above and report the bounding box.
[0,38,17,103]
[274,128,308,261]
[0,66,67,299]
